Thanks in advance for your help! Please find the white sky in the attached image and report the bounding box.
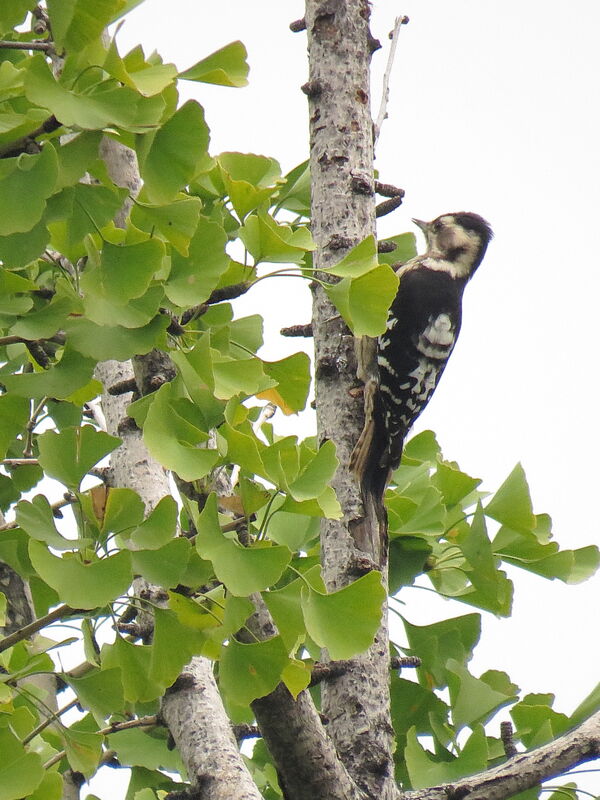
[90,1,600,796]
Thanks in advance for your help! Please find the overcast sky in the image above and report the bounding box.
[92,1,600,795]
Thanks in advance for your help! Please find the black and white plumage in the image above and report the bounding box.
[352,211,493,498]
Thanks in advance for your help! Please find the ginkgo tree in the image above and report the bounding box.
[0,2,599,800]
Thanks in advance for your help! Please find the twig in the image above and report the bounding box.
[0,115,61,159]
[501,720,518,758]
[281,323,313,337]
[22,698,79,745]
[42,715,159,770]
[0,39,53,52]
[0,333,66,348]
[309,655,421,686]
[1,458,39,467]
[373,15,409,144]
[233,723,261,741]
[0,492,77,531]
[290,18,307,32]
[0,604,75,654]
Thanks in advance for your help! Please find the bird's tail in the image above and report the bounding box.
[350,381,393,500]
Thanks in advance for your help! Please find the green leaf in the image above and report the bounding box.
[0,727,44,800]
[0,529,34,579]
[108,727,182,772]
[46,0,126,51]
[101,636,162,703]
[1,345,97,401]
[275,160,311,215]
[511,698,570,747]
[136,101,211,203]
[453,504,513,615]
[179,41,249,87]
[485,463,535,532]
[150,607,207,688]
[433,461,482,506]
[325,236,379,278]
[64,315,169,361]
[28,542,132,609]
[220,636,289,706]
[446,659,516,730]
[262,578,306,653]
[389,536,432,592]
[325,264,399,336]
[493,526,600,584]
[402,613,481,688]
[11,293,79,340]
[377,232,417,265]
[131,195,202,255]
[128,496,178,550]
[194,494,291,595]
[47,183,128,261]
[0,218,49,268]
[37,425,121,489]
[103,40,177,97]
[516,545,599,584]
[15,495,74,550]
[97,487,144,534]
[239,212,314,263]
[0,145,58,235]
[142,383,219,481]
[67,667,125,718]
[281,658,311,699]
[131,538,191,587]
[171,334,272,401]
[288,439,338,502]
[53,131,103,190]
[301,571,385,660]
[404,725,488,789]
[0,0,37,31]
[570,681,600,726]
[164,216,229,306]
[25,55,165,133]
[265,511,319,551]
[217,152,282,219]
[80,239,165,304]
[25,773,62,800]
[62,727,102,778]
[256,352,311,415]
[0,394,29,459]
[390,674,449,737]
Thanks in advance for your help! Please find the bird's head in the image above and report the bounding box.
[412,212,493,278]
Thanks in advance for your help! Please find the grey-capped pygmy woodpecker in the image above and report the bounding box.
[351,211,493,497]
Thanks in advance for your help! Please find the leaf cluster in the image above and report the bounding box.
[0,2,598,799]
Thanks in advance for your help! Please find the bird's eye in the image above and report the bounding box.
[433,220,443,232]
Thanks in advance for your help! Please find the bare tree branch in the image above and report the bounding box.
[405,710,600,800]
[373,16,409,143]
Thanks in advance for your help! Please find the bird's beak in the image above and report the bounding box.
[411,218,429,233]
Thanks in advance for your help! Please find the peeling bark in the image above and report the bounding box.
[305,1,396,796]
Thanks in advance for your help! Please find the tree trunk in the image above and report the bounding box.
[306,1,396,796]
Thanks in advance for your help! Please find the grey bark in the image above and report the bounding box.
[406,709,600,800]
[161,659,263,800]
[96,140,260,800]
[305,1,396,797]
[247,595,363,800]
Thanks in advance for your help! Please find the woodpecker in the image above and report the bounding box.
[352,211,493,497]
